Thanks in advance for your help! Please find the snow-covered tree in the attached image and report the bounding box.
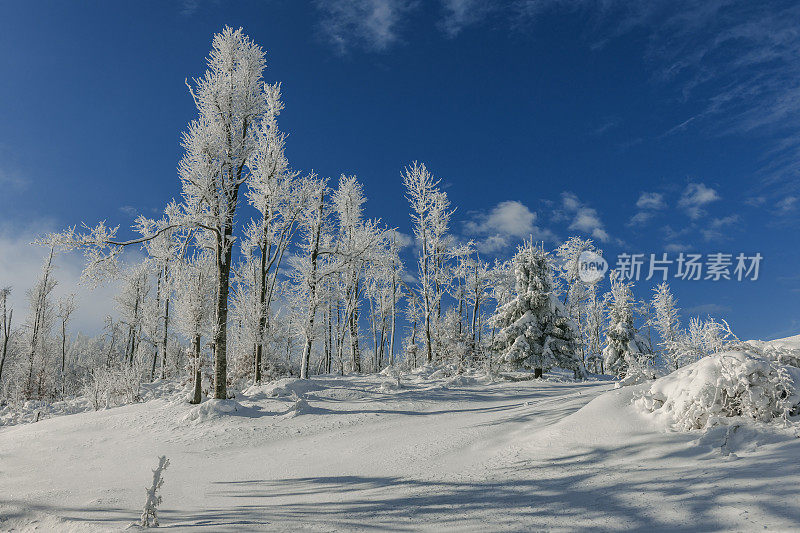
[174,252,215,404]
[490,240,582,377]
[23,247,58,399]
[403,162,453,364]
[668,316,740,364]
[651,282,683,370]
[602,271,652,379]
[243,81,306,384]
[583,284,605,374]
[56,294,76,396]
[555,236,601,367]
[140,455,169,528]
[292,176,330,379]
[54,27,274,400]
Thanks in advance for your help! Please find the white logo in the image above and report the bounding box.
[578,251,608,284]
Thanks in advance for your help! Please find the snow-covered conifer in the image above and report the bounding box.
[490,240,582,377]
[602,271,652,379]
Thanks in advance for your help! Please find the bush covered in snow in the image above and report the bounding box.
[638,350,800,431]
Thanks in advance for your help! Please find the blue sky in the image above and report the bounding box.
[1,0,799,339]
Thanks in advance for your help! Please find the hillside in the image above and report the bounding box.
[2,362,799,531]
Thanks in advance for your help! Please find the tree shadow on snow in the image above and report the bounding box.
[153,434,800,532]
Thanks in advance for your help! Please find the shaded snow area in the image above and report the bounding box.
[2,368,800,531]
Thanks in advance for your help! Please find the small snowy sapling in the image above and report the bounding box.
[140,455,170,528]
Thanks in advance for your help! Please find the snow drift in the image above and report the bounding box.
[637,350,800,431]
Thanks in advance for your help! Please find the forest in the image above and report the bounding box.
[0,27,764,411]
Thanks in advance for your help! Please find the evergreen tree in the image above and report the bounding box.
[490,240,582,377]
[602,271,652,379]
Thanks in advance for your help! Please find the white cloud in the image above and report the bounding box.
[560,192,611,242]
[678,183,719,219]
[464,200,555,254]
[386,229,413,249]
[636,192,665,210]
[466,200,535,237]
[664,242,689,253]
[776,196,798,212]
[684,303,731,317]
[745,196,767,207]
[0,222,131,336]
[0,165,29,191]
[315,0,415,53]
[627,211,654,226]
[440,0,495,37]
[701,214,739,241]
[627,191,666,227]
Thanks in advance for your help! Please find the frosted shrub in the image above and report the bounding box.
[760,344,800,369]
[83,362,143,410]
[83,367,114,410]
[140,455,170,528]
[638,350,800,431]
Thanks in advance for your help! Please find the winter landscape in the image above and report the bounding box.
[2,2,800,532]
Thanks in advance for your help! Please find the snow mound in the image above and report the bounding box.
[615,364,660,389]
[637,350,800,431]
[243,378,323,399]
[692,419,798,458]
[445,375,478,387]
[747,334,800,367]
[379,379,402,393]
[182,399,243,424]
[379,365,402,379]
[0,397,94,427]
[282,397,311,418]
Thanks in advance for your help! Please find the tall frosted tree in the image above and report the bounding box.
[243,82,306,384]
[651,281,683,370]
[24,248,58,399]
[555,236,600,367]
[602,271,652,379]
[55,27,273,399]
[490,240,582,377]
[403,162,453,364]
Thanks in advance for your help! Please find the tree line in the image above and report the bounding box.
[0,27,738,407]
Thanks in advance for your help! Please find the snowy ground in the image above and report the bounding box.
[2,368,800,531]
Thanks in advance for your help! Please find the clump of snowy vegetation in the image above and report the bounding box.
[638,350,800,431]
[139,455,169,528]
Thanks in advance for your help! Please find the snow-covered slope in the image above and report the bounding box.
[766,333,800,349]
[1,371,799,531]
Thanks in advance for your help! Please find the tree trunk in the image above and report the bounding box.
[190,334,203,404]
[61,319,67,396]
[534,368,543,379]
[389,274,396,367]
[0,309,11,390]
[350,303,361,373]
[161,297,170,379]
[254,238,268,384]
[300,187,324,379]
[213,231,233,399]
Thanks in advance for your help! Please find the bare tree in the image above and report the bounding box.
[0,287,13,393]
[57,294,76,396]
